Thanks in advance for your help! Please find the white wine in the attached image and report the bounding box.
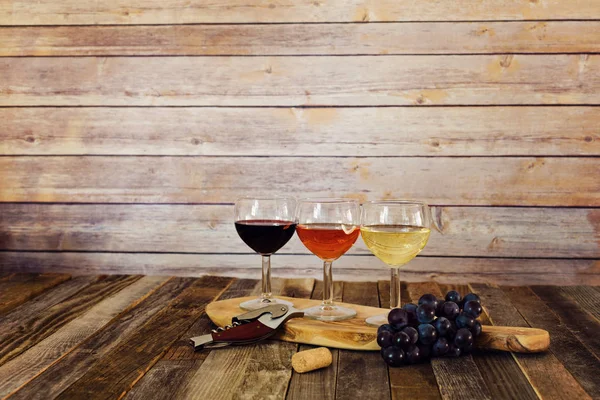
[360,225,431,267]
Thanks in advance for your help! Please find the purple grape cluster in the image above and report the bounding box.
[377,291,483,367]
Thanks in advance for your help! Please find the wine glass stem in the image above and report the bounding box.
[323,260,334,306]
[390,267,401,309]
[261,255,272,301]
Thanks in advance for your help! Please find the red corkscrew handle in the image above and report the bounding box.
[212,320,275,344]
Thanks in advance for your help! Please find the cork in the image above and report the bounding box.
[291,347,333,373]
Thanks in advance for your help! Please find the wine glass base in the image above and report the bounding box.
[303,304,357,322]
[239,297,294,311]
[365,313,389,327]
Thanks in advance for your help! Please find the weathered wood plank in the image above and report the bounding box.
[0,273,71,315]
[1,0,597,25]
[2,22,599,56]
[55,275,232,400]
[2,204,597,258]
[1,55,599,106]
[2,107,597,157]
[439,284,539,400]
[3,252,599,286]
[470,283,592,400]
[125,279,259,400]
[181,278,313,400]
[0,274,141,366]
[503,286,600,398]
[406,282,492,400]
[8,277,195,400]
[1,157,598,206]
[530,286,600,358]
[287,280,341,400]
[379,280,441,400]
[0,275,168,398]
[560,286,600,322]
[0,276,97,335]
[336,281,390,400]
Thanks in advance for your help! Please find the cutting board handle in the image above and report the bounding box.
[478,325,549,353]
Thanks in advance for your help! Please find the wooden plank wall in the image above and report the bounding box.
[0,1,599,284]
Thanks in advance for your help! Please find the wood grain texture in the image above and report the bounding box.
[3,252,600,285]
[287,280,341,400]
[2,204,597,258]
[1,0,598,25]
[0,273,71,315]
[503,286,600,398]
[530,286,600,358]
[55,275,232,400]
[1,157,598,206]
[379,280,441,400]
[3,22,599,56]
[441,283,540,400]
[181,279,313,400]
[3,107,597,157]
[0,275,97,339]
[0,275,168,398]
[336,281,390,400]
[560,286,600,322]
[1,55,599,106]
[125,279,259,400]
[470,283,592,400]
[406,282,492,400]
[8,277,195,400]
[0,274,141,366]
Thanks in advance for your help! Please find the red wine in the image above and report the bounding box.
[235,220,297,255]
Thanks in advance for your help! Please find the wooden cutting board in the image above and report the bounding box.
[206,296,550,353]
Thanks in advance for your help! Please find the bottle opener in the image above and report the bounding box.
[190,304,304,351]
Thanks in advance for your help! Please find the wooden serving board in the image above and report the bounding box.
[206,296,550,353]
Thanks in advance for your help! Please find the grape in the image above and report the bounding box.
[454,328,474,348]
[417,303,436,324]
[435,301,446,317]
[463,300,483,318]
[402,326,419,344]
[377,330,394,348]
[405,345,421,365]
[418,324,438,345]
[393,331,412,350]
[432,337,449,357]
[441,301,460,320]
[433,317,452,337]
[382,347,405,367]
[388,308,409,330]
[445,290,461,304]
[402,303,419,325]
[456,313,476,330]
[462,342,474,354]
[377,324,394,335]
[462,293,481,307]
[446,343,462,357]
[446,320,458,339]
[419,293,439,309]
[418,343,432,359]
[471,320,482,338]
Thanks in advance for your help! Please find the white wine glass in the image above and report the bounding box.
[360,201,431,326]
[235,197,297,310]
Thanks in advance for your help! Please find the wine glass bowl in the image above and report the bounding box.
[360,200,431,326]
[296,198,360,321]
[234,197,297,310]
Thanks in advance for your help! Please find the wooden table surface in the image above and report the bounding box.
[0,273,599,400]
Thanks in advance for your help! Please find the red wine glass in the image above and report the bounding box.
[235,197,297,310]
